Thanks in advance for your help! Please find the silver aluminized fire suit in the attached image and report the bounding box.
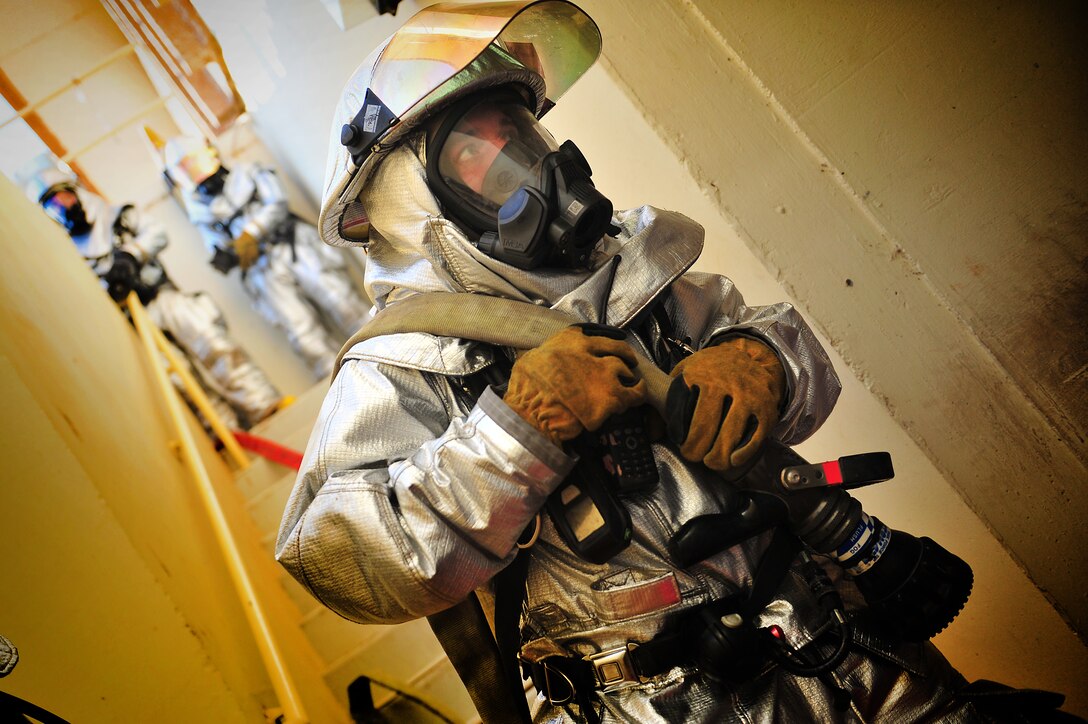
[73,189,281,429]
[180,162,370,378]
[276,139,974,722]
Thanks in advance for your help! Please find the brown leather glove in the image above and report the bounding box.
[232,231,260,270]
[666,336,787,474]
[505,323,647,446]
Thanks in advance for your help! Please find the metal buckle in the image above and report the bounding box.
[585,644,642,691]
[538,660,575,705]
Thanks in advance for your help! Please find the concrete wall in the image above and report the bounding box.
[577,0,1088,640]
[0,172,347,722]
[548,61,1088,716]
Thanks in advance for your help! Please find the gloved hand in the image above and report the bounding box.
[666,336,786,474]
[505,323,647,446]
[104,250,141,302]
[232,231,260,270]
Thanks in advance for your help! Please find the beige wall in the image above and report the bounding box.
[0,172,347,722]
[548,62,1088,716]
[578,0,1088,641]
[189,0,424,208]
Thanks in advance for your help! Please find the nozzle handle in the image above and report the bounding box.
[780,452,894,491]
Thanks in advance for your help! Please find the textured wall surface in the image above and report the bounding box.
[580,0,1087,641]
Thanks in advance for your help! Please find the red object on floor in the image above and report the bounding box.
[232,430,304,470]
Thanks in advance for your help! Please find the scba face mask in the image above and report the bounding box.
[42,188,92,237]
[427,91,613,270]
[196,166,229,198]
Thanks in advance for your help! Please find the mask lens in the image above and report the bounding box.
[42,195,66,224]
[43,189,89,235]
[436,99,558,217]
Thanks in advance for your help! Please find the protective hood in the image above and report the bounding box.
[24,167,76,205]
[67,189,115,260]
[18,153,79,205]
[359,131,705,322]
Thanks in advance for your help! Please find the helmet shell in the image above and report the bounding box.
[19,156,78,204]
[163,137,222,191]
[319,0,601,248]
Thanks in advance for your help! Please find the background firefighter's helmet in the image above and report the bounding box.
[161,135,222,191]
[17,155,90,235]
[319,0,601,248]
[18,154,79,205]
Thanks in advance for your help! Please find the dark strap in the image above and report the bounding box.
[524,528,803,695]
[427,591,531,724]
[742,526,803,619]
[0,690,71,723]
[494,551,533,723]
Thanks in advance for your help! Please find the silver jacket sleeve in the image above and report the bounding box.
[276,359,575,624]
[182,192,231,255]
[242,165,289,241]
[668,271,840,445]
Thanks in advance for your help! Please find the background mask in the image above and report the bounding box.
[427,92,613,270]
[43,188,92,238]
[196,166,229,198]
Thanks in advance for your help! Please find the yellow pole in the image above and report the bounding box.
[127,292,309,723]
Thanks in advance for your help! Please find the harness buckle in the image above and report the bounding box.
[526,658,575,706]
[585,643,643,691]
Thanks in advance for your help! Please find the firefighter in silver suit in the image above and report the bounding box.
[27,165,282,430]
[163,138,370,379]
[276,3,1006,722]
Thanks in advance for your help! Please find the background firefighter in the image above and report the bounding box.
[22,158,284,431]
[161,136,371,379]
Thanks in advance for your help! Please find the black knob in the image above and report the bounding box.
[341,123,360,147]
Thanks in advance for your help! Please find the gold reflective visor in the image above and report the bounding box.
[177,147,220,187]
[370,0,600,123]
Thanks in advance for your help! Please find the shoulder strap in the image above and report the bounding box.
[492,551,534,722]
[428,581,532,724]
[111,203,137,242]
